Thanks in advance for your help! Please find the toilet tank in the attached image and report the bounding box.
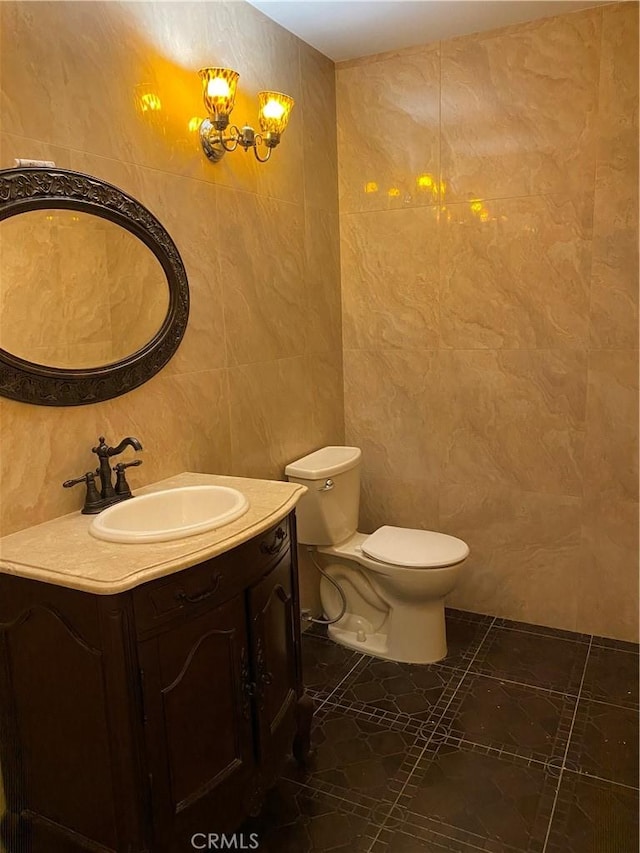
[285,446,361,546]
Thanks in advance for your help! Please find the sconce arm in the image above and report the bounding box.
[199,118,239,162]
[253,141,273,163]
[222,137,238,152]
[200,120,281,164]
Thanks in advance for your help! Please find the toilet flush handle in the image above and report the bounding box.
[319,478,334,491]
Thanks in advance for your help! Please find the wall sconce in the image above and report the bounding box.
[198,67,294,164]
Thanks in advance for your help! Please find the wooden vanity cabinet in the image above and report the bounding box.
[0,513,312,853]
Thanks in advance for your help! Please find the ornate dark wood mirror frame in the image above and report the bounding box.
[0,167,189,406]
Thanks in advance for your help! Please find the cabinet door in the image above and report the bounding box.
[138,594,255,851]
[248,553,298,784]
[0,579,143,853]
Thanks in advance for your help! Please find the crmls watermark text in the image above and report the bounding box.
[191,833,259,850]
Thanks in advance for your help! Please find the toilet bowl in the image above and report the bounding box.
[285,447,470,664]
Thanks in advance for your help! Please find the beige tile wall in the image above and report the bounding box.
[0,0,343,622]
[0,1,637,644]
[337,3,639,641]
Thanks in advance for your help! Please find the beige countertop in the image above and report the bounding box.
[0,472,306,595]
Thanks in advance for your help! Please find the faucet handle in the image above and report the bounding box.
[63,471,103,514]
[113,459,142,498]
[63,473,91,489]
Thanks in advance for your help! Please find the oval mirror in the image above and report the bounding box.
[0,168,189,406]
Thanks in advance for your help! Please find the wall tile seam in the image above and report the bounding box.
[338,202,443,217]
[226,352,340,371]
[337,190,601,219]
[342,347,442,355]
[435,344,596,355]
[435,4,606,52]
[304,341,346,355]
[586,347,640,355]
[222,362,237,476]
[0,130,217,192]
[296,39,308,216]
[583,349,610,499]
[1,129,323,212]
[156,365,229,381]
[342,346,595,354]
[582,2,606,340]
[1,145,321,212]
[213,171,232,400]
[214,182,314,211]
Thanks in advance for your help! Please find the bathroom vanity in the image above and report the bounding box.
[0,473,311,853]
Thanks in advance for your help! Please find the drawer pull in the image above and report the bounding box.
[259,526,286,556]
[176,573,222,604]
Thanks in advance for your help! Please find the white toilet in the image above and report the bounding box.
[285,446,469,664]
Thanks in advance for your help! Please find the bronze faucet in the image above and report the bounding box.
[63,435,143,514]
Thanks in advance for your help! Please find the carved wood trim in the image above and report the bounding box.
[0,604,102,655]
[161,626,236,694]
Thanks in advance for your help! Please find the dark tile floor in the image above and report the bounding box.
[243,609,639,852]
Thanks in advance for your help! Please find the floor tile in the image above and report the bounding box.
[580,645,639,709]
[302,633,362,695]
[399,743,558,853]
[373,823,486,852]
[492,617,590,645]
[439,611,492,671]
[545,772,639,853]
[266,610,639,851]
[335,657,458,723]
[566,699,639,787]
[239,778,379,852]
[439,672,576,762]
[469,626,589,693]
[283,705,421,807]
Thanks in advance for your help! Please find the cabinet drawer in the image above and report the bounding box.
[132,516,290,636]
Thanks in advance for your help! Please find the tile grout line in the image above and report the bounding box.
[314,652,367,712]
[559,768,640,793]
[457,669,583,699]
[490,623,593,645]
[575,695,640,713]
[436,736,553,770]
[366,616,497,852]
[541,635,593,853]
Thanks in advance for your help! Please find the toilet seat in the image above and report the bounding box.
[361,525,469,568]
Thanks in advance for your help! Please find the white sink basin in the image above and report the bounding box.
[89,485,250,544]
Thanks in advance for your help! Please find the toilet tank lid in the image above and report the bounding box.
[285,446,361,479]
[362,526,470,568]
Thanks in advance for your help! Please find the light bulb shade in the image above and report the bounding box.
[257,91,294,136]
[199,67,239,118]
